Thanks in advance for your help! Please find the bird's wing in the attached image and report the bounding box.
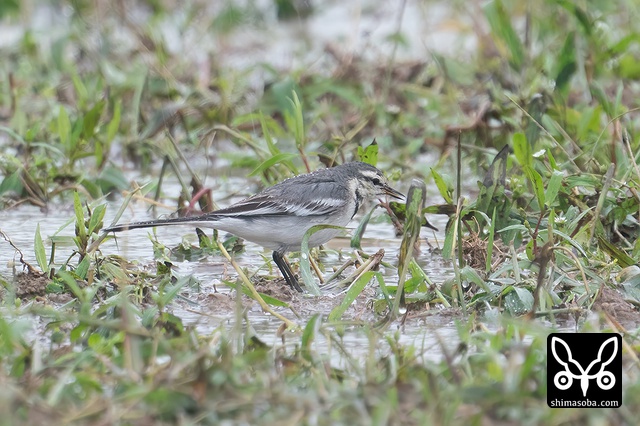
[215,179,350,217]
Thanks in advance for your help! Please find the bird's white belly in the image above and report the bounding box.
[212,214,351,252]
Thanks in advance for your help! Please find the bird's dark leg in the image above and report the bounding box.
[272,251,303,292]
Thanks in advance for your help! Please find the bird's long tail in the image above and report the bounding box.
[103,215,219,233]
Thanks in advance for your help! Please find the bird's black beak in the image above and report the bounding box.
[382,184,405,200]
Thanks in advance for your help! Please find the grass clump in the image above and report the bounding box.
[1,0,640,424]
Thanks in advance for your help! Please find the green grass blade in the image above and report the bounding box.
[224,281,290,307]
[393,179,426,316]
[106,100,121,143]
[57,106,71,152]
[301,314,322,361]
[73,192,87,242]
[545,170,564,207]
[87,204,106,236]
[483,0,525,70]
[328,271,378,321]
[525,166,545,211]
[300,224,343,296]
[286,90,305,149]
[34,223,48,274]
[155,275,190,309]
[430,168,453,204]
[75,257,90,280]
[513,132,531,168]
[57,270,85,303]
[248,153,297,177]
[486,207,496,273]
[350,205,376,249]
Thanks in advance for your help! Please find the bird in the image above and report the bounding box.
[104,161,404,292]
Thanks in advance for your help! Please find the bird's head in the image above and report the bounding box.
[349,162,405,201]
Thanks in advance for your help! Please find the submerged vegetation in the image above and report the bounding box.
[1,0,640,424]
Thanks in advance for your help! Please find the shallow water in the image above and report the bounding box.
[0,0,475,361]
[0,1,476,70]
[0,171,461,361]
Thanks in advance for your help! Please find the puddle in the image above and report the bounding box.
[1,1,477,71]
[0,170,461,361]
[0,0,476,361]
[173,298,463,366]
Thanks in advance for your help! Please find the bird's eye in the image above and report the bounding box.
[372,178,381,185]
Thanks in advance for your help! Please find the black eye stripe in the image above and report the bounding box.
[358,172,384,186]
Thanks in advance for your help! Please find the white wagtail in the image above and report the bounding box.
[104,161,404,292]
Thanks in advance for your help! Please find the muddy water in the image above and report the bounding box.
[0,0,475,361]
[0,171,463,362]
[1,1,476,69]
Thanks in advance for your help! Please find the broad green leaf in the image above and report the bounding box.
[70,324,88,342]
[545,170,564,207]
[460,265,492,292]
[555,32,577,92]
[357,140,378,166]
[57,270,84,302]
[402,276,424,294]
[94,142,104,171]
[87,333,103,349]
[70,112,84,154]
[76,257,90,280]
[524,166,545,211]
[408,259,430,293]
[0,170,22,196]
[504,286,534,315]
[88,204,107,235]
[430,168,453,204]
[82,100,105,139]
[498,224,528,233]
[565,173,601,189]
[512,132,531,168]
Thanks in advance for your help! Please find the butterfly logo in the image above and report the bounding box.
[551,336,618,397]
